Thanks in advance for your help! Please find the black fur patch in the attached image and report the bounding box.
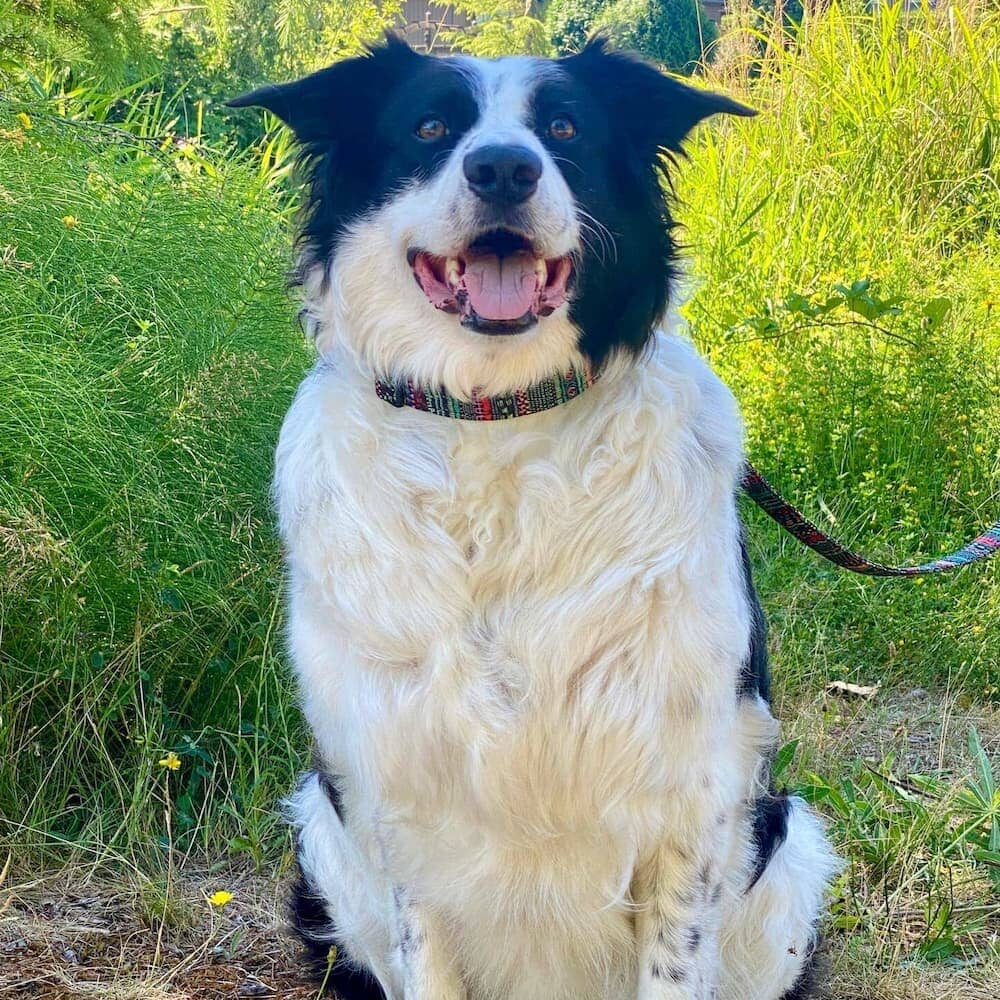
[747,792,791,893]
[288,865,386,999]
[538,39,752,366]
[287,773,382,996]
[228,36,477,276]
[738,533,772,703]
[318,770,347,823]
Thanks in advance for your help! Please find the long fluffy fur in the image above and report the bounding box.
[275,339,839,998]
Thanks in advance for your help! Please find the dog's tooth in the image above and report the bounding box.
[534,257,548,286]
[446,258,462,290]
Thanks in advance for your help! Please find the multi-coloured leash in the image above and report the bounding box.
[374,368,998,577]
[740,463,1000,576]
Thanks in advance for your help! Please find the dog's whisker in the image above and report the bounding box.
[577,228,604,265]
[577,208,619,264]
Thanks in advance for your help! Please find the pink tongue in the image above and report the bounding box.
[462,251,540,321]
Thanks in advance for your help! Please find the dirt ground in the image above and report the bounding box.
[0,870,317,1000]
[4,877,998,1000]
[3,691,998,999]
[4,859,997,1000]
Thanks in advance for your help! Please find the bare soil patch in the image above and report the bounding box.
[1,870,317,1000]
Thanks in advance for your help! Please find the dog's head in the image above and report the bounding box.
[230,37,751,395]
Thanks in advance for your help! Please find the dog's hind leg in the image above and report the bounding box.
[717,796,841,1000]
[289,771,397,998]
[391,888,465,1000]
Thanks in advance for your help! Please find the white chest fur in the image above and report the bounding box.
[277,334,754,997]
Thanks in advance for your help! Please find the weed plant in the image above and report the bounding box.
[684,1,999,696]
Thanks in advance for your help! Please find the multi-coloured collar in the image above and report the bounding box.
[374,365,598,420]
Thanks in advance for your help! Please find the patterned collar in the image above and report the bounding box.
[374,365,598,420]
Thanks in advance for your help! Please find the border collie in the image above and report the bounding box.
[230,36,839,1000]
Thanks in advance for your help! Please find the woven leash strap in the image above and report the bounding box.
[740,463,1000,576]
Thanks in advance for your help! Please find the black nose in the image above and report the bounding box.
[463,144,542,206]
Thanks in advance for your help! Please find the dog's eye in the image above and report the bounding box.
[415,116,448,141]
[548,116,576,141]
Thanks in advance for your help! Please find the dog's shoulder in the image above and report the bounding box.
[623,332,745,503]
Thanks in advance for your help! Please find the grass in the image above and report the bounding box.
[1,2,998,995]
[779,691,1000,997]
[683,1,1000,697]
[0,103,309,872]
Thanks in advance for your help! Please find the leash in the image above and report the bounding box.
[740,463,1000,576]
[373,369,999,577]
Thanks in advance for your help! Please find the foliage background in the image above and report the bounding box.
[0,0,998,990]
[594,0,718,71]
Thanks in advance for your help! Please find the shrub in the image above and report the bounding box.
[682,2,1000,694]
[546,0,611,54]
[594,0,718,72]
[446,0,551,57]
[0,99,309,862]
[0,0,147,84]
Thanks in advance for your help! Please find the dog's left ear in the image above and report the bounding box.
[568,38,755,156]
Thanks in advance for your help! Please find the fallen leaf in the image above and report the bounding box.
[825,680,880,699]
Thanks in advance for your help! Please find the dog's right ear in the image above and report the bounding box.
[226,35,421,143]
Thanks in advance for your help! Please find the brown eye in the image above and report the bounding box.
[416,116,447,141]
[548,116,576,141]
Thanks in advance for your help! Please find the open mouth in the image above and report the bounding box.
[408,229,574,335]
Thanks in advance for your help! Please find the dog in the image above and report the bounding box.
[229,35,840,1000]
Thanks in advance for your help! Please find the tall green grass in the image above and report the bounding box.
[0,3,996,919]
[0,103,308,868]
[684,1,999,696]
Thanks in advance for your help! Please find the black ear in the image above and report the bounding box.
[644,73,756,152]
[567,37,755,155]
[225,35,421,143]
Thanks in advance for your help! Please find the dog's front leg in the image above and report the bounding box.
[633,835,724,1000]
[393,888,465,1000]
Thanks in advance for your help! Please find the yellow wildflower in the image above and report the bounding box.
[61,215,79,229]
[158,751,181,771]
[17,112,32,130]
[207,890,233,908]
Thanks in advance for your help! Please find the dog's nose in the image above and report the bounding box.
[463,144,542,206]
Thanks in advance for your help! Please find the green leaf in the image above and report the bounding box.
[229,835,254,854]
[159,586,182,611]
[973,848,1000,868]
[918,936,958,962]
[772,739,800,783]
[921,296,952,328]
[967,725,996,802]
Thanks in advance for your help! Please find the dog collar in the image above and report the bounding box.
[374,365,598,420]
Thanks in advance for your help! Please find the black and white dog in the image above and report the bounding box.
[230,36,839,1000]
